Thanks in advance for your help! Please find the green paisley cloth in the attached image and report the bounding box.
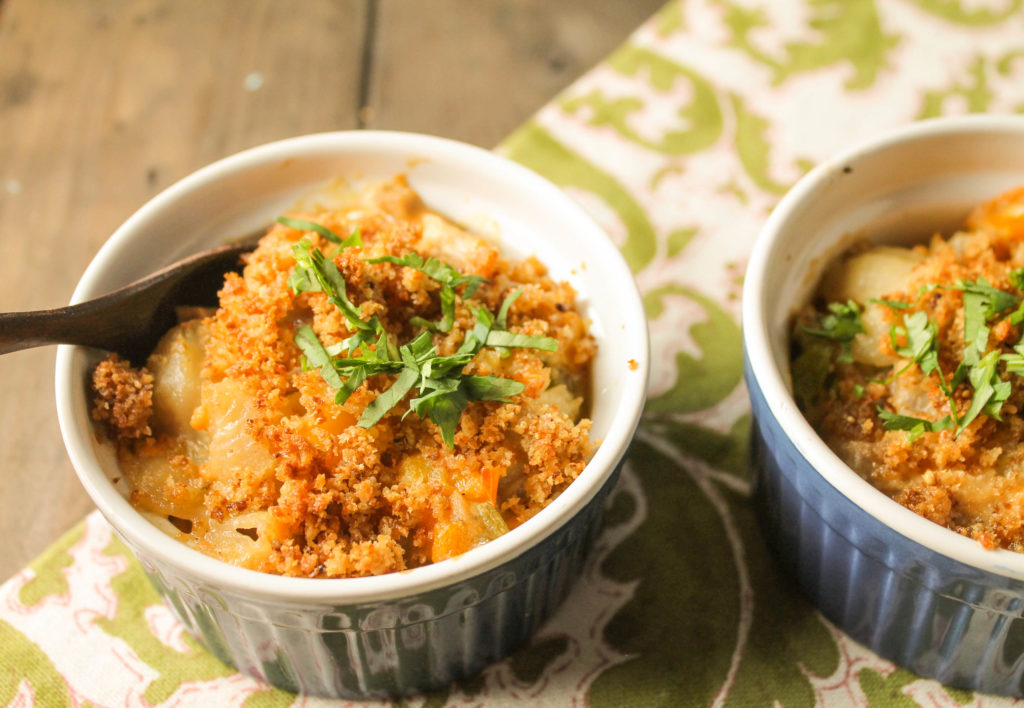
[6,0,1024,705]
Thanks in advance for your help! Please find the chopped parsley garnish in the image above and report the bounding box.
[284,224,558,448]
[876,407,953,443]
[365,252,486,333]
[867,298,910,309]
[808,270,1024,441]
[800,300,864,363]
[277,216,362,248]
[954,278,1021,365]
[1010,267,1024,291]
[957,348,1012,433]
[889,311,937,363]
[1003,343,1024,375]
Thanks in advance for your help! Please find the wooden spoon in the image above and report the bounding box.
[0,239,258,365]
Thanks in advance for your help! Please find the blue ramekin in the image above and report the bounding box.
[743,115,1024,696]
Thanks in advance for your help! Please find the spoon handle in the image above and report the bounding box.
[0,240,255,363]
[0,296,142,356]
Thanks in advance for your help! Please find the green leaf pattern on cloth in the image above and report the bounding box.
[502,121,659,273]
[0,619,72,707]
[5,0,1024,705]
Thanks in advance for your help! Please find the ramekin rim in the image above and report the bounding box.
[55,130,650,604]
[742,114,1024,582]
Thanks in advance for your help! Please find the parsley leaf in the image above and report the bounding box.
[294,325,345,389]
[366,252,487,333]
[957,348,1012,433]
[954,278,1020,315]
[867,298,910,309]
[496,290,520,329]
[962,289,991,365]
[290,239,368,329]
[856,272,1024,442]
[1011,267,1024,292]
[800,300,864,363]
[277,216,362,248]
[954,278,1021,364]
[877,407,953,443]
[890,311,936,362]
[1003,343,1024,375]
[289,243,559,448]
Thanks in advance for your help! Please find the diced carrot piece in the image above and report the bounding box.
[967,186,1024,236]
[481,466,500,505]
[431,521,473,563]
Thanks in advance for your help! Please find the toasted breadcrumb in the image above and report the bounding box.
[795,186,1024,553]
[92,177,596,577]
[92,355,153,442]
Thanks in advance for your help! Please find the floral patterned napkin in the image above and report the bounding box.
[6,0,1024,705]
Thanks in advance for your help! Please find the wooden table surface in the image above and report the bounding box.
[0,0,663,581]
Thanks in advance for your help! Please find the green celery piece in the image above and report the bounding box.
[791,336,833,412]
[470,502,510,539]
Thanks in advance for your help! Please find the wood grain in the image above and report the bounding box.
[0,0,366,580]
[0,0,663,580]
[368,0,667,146]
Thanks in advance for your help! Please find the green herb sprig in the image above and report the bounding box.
[799,300,864,364]
[876,407,953,443]
[285,224,558,447]
[277,216,362,248]
[954,278,1021,365]
[365,252,486,333]
[817,273,1024,441]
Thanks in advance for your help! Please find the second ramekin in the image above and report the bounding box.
[743,115,1024,696]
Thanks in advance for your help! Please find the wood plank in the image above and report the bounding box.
[368,0,667,147]
[0,0,366,580]
[0,0,663,581]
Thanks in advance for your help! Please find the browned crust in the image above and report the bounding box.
[93,179,596,577]
[799,188,1024,552]
[92,355,154,442]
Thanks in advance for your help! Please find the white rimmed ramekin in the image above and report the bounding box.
[54,132,649,698]
[743,115,1024,696]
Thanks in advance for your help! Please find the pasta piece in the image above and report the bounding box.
[820,246,923,367]
[148,319,209,437]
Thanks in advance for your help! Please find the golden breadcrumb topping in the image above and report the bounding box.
[92,355,154,442]
[793,186,1024,552]
[93,176,596,577]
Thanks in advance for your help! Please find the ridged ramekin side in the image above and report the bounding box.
[747,361,1024,696]
[118,466,619,699]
